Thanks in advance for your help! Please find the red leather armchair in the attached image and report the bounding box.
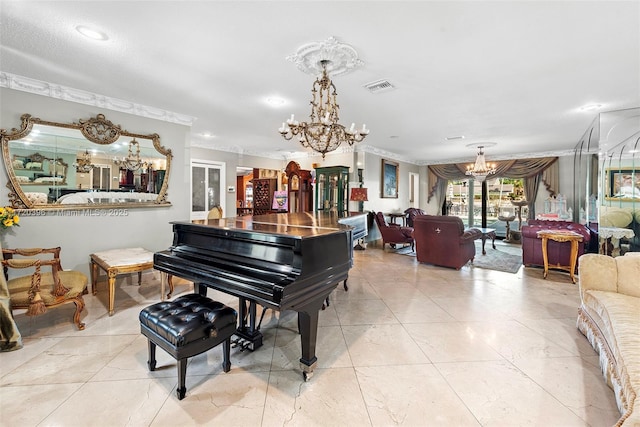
[413,215,482,269]
[373,211,414,250]
[404,208,425,227]
[521,220,591,273]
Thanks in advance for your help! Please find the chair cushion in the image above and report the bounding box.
[7,271,87,306]
[600,207,634,228]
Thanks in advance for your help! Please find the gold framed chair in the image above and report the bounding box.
[207,206,223,219]
[1,247,88,330]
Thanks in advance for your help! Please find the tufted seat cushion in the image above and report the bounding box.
[139,294,237,347]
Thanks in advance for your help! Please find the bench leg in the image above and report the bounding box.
[222,338,231,373]
[177,358,188,400]
[147,340,157,371]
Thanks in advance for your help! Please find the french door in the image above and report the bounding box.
[92,165,111,190]
[190,160,226,220]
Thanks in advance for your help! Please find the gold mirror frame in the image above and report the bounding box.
[1,113,172,210]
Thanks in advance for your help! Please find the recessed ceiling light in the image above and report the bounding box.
[200,132,215,138]
[266,97,285,107]
[579,104,603,112]
[445,135,465,141]
[76,25,109,41]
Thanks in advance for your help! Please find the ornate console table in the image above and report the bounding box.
[536,229,583,284]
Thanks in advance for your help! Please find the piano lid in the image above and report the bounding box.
[183,211,364,239]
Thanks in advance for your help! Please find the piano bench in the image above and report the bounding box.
[139,294,238,400]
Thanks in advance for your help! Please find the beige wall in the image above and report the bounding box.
[1,88,191,276]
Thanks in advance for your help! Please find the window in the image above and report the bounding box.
[447,177,525,228]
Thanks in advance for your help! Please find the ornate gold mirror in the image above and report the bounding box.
[1,114,172,209]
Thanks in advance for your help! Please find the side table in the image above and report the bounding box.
[473,227,497,255]
[498,214,516,242]
[536,230,583,284]
[598,227,635,257]
[90,247,173,316]
[386,212,406,226]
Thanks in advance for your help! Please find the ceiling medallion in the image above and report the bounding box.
[286,36,364,77]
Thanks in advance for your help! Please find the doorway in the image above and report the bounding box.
[190,160,225,220]
[409,172,419,207]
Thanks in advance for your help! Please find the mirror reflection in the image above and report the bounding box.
[1,114,172,209]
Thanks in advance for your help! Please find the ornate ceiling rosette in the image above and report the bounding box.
[286,36,364,77]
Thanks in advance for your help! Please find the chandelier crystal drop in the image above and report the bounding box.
[114,139,149,171]
[278,60,369,159]
[74,150,96,173]
[465,146,497,182]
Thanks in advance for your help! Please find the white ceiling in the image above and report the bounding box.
[1,1,639,164]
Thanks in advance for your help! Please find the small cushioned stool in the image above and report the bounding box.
[139,294,237,400]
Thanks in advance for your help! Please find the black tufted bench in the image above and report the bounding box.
[139,293,237,400]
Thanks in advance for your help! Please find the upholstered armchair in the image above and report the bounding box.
[412,215,482,269]
[373,211,414,250]
[1,247,88,330]
[404,208,425,227]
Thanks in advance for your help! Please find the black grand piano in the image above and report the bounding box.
[153,211,367,380]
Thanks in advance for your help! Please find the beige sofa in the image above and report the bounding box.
[577,253,640,426]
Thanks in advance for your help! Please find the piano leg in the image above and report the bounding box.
[297,297,324,381]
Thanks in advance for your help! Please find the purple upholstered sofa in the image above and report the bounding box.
[521,220,591,273]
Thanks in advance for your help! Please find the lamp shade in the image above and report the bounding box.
[349,187,368,202]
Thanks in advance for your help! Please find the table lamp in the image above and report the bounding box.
[349,187,368,250]
[349,187,368,212]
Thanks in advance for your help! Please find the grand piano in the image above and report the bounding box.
[153,211,367,380]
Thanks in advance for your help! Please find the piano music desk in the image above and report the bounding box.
[90,247,173,316]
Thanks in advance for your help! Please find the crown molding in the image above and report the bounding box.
[355,144,419,165]
[191,141,291,160]
[0,71,196,126]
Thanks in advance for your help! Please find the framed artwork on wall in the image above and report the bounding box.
[606,168,640,201]
[381,159,399,198]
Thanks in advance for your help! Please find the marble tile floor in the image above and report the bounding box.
[0,246,620,427]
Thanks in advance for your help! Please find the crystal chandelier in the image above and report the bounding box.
[465,146,497,182]
[114,139,149,171]
[278,60,369,159]
[74,150,95,173]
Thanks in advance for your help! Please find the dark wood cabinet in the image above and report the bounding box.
[315,166,349,213]
[285,161,313,213]
[251,178,277,215]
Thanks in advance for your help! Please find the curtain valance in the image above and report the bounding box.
[427,157,558,202]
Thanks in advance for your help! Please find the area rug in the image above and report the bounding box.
[394,242,523,274]
[471,243,523,274]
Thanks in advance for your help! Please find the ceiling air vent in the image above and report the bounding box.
[363,79,395,94]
